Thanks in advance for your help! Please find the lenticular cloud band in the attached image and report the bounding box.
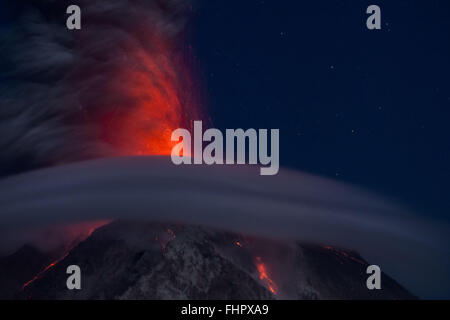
[0,156,448,297]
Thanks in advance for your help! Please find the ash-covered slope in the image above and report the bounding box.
[0,245,50,299]
[12,221,414,299]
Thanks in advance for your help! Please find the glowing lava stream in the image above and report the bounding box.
[233,240,278,294]
[322,245,366,265]
[255,257,278,295]
[22,253,69,289]
[22,220,111,290]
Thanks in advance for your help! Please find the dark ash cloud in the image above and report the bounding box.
[0,0,196,177]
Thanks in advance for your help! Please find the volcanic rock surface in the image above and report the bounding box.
[0,221,415,299]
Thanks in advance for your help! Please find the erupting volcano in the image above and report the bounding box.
[0,0,205,296]
[7,0,204,284]
[2,0,448,301]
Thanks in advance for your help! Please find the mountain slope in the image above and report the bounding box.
[3,221,415,299]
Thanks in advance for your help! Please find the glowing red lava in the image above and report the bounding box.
[22,220,111,290]
[22,253,69,289]
[23,27,200,291]
[322,245,365,265]
[98,32,200,157]
[255,256,278,295]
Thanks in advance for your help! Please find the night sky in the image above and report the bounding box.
[190,0,450,221]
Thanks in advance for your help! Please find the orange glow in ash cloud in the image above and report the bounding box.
[99,33,200,157]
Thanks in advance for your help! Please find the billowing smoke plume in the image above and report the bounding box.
[0,0,199,177]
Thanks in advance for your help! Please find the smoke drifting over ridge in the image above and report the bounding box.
[0,156,449,298]
[0,0,199,177]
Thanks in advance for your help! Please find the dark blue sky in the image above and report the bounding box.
[190,0,450,220]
